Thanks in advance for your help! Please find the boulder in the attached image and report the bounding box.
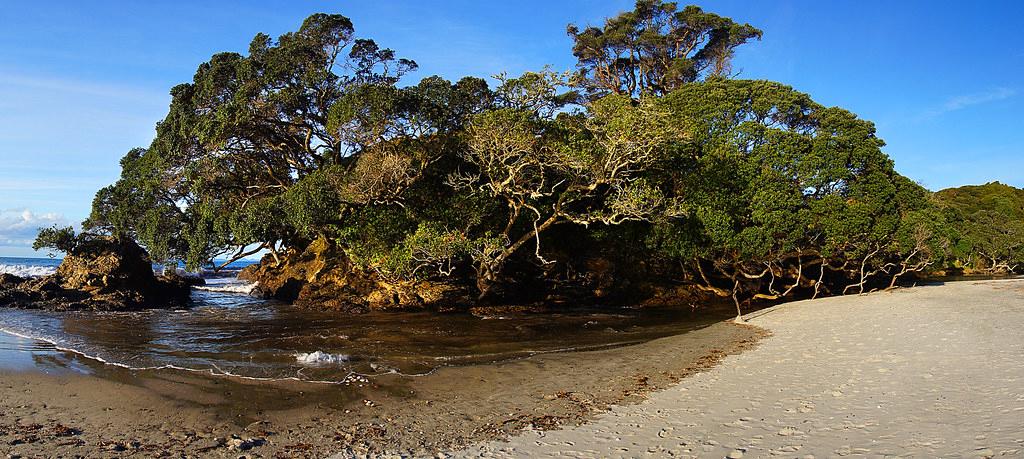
[240,236,472,312]
[0,236,191,311]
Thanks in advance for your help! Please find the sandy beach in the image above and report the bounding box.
[455,278,1024,458]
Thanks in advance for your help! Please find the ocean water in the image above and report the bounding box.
[0,256,734,383]
[0,256,62,277]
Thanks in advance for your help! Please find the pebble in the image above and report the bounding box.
[974,448,995,458]
[727,449,744,458]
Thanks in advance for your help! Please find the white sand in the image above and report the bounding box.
[454,279,1024,458]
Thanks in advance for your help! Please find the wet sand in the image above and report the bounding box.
[0,315,764,457]
[455,279,1024,458]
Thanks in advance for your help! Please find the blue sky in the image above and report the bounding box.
[1,1,1022,257]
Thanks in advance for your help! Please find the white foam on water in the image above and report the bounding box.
[295,350,350,365]
[0,263,57,278]
[0,327,374,384]
[193,281,257,295]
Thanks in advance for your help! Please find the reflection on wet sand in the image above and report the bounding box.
[1,286,740,382]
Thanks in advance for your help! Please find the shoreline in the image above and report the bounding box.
[0,309,766,457]
[6,278,1018,457]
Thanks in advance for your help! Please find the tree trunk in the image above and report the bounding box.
[731,279,744,322]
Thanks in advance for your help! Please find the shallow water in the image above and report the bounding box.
[0,257,734,383]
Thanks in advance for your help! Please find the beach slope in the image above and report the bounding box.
[456,279,1024,458]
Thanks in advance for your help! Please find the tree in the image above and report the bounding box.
[567,1,761,98]
[83,13,475,271]
[452,71,687,298]
[646,79,952,318]
[33,226,79,257]
[934,182,1024,273]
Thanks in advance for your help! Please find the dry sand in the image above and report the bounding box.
[454,279,1024,458]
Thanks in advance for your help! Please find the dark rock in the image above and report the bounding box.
[0,273,26,288]
[0,236,191,311]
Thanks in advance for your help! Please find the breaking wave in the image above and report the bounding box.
[193,281,257,295]
[0,263,57,278]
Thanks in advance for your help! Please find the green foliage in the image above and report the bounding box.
[646,78,958,299]
[934,182,1024,272]
[33,226,79,257]
[281,167,343,239]
[371,224,472,281]
[567,1,761,97]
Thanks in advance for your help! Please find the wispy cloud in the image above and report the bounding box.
[0,178,99,193]
[0,71,167,104]
[920,87,1017,120]
[0,209,69,247]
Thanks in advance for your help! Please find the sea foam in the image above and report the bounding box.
[193,281,257,295]
[295,351,350,365]
[0,263,57,278]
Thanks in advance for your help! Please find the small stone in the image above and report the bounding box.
[974,448,995,458]
[226,436,264,451]
[542,394,557,401]
[778,427,800,437]
[727,450,744,459]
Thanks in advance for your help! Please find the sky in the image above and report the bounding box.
[1,0,1022,257]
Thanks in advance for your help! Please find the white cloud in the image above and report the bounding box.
[921,87,1017,119]
[0,208,70,247]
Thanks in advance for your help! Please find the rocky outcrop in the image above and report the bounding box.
[239,237,471,312]
[0,236,198,311]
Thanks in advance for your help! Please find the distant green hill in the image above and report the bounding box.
[934,182,1024,273]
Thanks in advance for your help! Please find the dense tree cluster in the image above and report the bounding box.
[55,1,1020,314]
[934,182,1024,274]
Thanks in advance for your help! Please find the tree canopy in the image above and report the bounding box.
[60,4,1019,314]
[567,0,761,97]
[934,182,1024,273]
